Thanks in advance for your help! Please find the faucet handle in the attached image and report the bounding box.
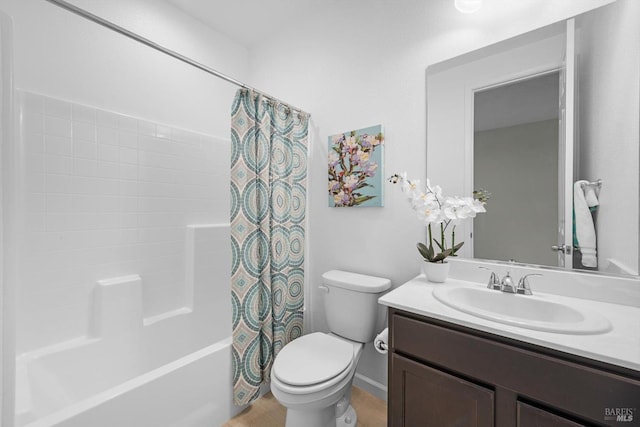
[479,267,501,290]
[517,274,542,295]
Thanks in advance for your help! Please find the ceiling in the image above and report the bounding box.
[163,0,617,50]
[166,0,324,47]
[164,0,463,48]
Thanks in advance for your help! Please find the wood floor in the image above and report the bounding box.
[223,386,387,427]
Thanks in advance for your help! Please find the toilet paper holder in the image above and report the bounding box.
[374,328,389,354]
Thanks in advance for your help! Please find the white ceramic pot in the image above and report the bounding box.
[422,261,450,283]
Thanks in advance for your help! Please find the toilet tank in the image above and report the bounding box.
[321,270,391,343]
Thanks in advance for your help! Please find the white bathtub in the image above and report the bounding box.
[15,225,240,427]
[19,338,236,427]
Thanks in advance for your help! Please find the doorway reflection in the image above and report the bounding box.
[473,72,560,266]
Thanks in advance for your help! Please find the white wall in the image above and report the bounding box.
[247,0,614,393]
[0,0,249,135]
[0,0,249,355]
[576,0,640,275]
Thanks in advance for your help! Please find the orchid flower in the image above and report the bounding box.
[388,172,489,263]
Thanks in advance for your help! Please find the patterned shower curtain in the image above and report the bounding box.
[230,89,309,406]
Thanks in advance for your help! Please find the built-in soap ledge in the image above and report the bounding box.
[90,223,231,334]
[92,274,196,332]
[143,307,193,326]
[92,275,143,338]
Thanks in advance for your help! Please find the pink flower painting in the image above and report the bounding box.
[328,125,384,207]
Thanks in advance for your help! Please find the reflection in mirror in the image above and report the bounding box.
[473,72,560,268]
[426,0,639,277]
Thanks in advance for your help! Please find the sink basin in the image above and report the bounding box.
[432,286,612,334]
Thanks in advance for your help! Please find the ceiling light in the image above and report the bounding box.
[455,0,482,14]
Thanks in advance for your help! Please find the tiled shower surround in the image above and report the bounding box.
[17,90,230,353]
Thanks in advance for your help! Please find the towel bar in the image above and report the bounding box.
[580,179,602,188]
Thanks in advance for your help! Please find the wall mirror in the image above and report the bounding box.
[426,0,639,277]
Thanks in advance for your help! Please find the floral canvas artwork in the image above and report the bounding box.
[328,125,385,207]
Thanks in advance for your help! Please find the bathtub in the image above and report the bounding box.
[18,338,236,427]
[15,224,240,427]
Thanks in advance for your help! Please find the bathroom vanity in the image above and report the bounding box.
[379,266,640,427]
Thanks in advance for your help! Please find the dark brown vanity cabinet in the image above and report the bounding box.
[391,354,494,426]
[388,308,640,427]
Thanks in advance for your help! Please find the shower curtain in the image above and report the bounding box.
[230,89,309,405]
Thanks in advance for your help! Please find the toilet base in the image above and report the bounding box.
[284,406,335,427]
[337,405,357,426]
[284,404,358,427]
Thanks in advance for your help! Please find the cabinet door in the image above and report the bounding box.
[390,354,494,427]
[518,402,586,427]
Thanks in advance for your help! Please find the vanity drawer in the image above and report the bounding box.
[517,401,586,427]
[391,312,640,426]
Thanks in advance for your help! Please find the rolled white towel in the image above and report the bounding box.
[583,184,599,208]
[374,328,388,354]
[574,180,597,267]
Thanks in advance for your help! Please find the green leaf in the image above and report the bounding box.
[417,242,431,260]
[417,242,437,262]
[354,195,376,205]
[355,183,372,190]
[432,249,452,262]
[450,241,464,257]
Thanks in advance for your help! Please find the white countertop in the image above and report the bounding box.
[379,275,640,372]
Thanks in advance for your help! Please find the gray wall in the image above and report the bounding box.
[576,0,640,275]
[474,119,559,266]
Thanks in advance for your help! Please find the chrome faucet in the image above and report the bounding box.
[480,267,539,295]
[500,271,516,293]
[516,274,542,295]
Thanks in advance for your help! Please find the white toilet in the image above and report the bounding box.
[270,270,391,427]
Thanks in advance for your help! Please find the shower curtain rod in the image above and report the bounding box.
[44,0,310,117]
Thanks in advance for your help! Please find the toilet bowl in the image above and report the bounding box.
[271,332,363,427]
[270,270,391,427]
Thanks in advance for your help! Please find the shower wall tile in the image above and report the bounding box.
[16,90,229,353]
[72,158,97,177]
[45,135,72,156]
[73,140,98,159]
[24,132,44,154]
[97,110,120,128]
[23,112,44,134]
[118,131,138,149]
[44,116,72,138]
[97,126,118,146]
[44,98,72,120]
[97,161,119,179]
[46,174,72,193]
[72,121,97,142]
[46,154,72,174]
[72,104,96,124]
[98,144,119,162]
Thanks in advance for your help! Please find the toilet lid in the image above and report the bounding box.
[272,333,353,386]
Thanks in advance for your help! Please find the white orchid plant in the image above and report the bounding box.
[389,173,489,263]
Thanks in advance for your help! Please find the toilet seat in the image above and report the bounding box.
[272,333,354,388]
